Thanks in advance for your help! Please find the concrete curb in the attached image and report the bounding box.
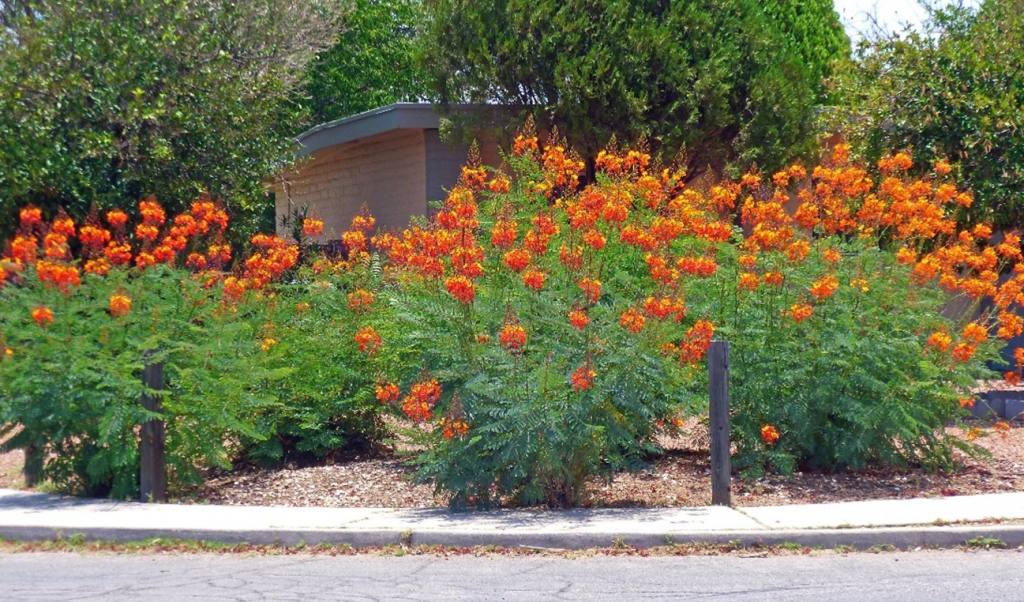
[3,489,1024,551]
[2,523,1022,551]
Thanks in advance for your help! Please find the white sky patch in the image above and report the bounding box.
[833,0,980,42]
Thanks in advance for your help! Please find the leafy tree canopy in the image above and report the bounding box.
[418,0,848,176]
[304,0,426,124]
[0,0,343,239]
[826,0,1024,228]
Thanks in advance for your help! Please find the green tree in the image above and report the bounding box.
[418,0,848,176]
[761,0,849,102]
[304,0,426,124]
[826,0,1024,228]
[0,0,343,240]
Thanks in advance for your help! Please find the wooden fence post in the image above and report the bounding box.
[708,339,731,506]
[139,358,166,503]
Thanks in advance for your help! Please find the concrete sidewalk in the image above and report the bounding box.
[1,488,1023,549]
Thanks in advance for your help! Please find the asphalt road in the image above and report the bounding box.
[0,549,1021,601]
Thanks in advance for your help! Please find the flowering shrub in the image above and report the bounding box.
[240,215,415,463]
[3,133,1018,507]
[373,134,1014,505]
[0,200,379,496]
[682,147,1011,476]
[374,142,707,507]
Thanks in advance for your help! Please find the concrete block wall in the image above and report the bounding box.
[275,127,504,242]
[275,129,428,241]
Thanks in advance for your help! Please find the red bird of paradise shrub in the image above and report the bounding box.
[0,195,310,497]
[373,124,1015,505]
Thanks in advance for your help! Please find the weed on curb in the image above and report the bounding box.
[1,535,1003,558]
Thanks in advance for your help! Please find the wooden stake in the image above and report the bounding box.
[139,359,166,503]
[708,340,731,506]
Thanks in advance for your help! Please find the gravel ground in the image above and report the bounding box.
[2,420,1021,509]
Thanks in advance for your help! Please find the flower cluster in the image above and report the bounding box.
[400,379,443,422]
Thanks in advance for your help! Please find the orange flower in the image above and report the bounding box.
[642,296,686,322]
[786,240,811,263]
[444,275,475,304]
[79,225,111,249]
[401,379,442,422]
[347,289,375,312]
[578,277,602,303]
[490,219,517,249]
[926,331,952,352]
[302,217,324,238]
[790,303,813,323]
[375,382,400,404]
[83,258,111,276]
[51,215,75,237]
[958,397,976,410]
[809,274,839,300]
[568,309,589,331]
[522,269,546,291]
[441,417,470,440]
[679,320,715,365]
[878,151,913,172]
[342,229,368,255]
[619,307,646,333]
[354,326,382,354]
[223,276,247,301]
[559,244,584,270]
[760,424,780,446]
[502,248,531,272]
[961,322,988,344]
[994,421,1011,436]
[499,322,527,351]
[138,199,166,225]
[19,206,43,229]
[762,271,784,287]
[583,228,606,250]
[896,247,917,265]
[135,252,157,269]
[951,343,976,362]
[260,337,277,352]
[488,176,511,194]
[350,212,376,233]
[135,223,160,242]
[31,306,53,326]
[571,364,596,391]
[9,235,37,263]
[1004,371,1021,386]
[738,272,759,291]
[186,252,208,271]
[109,293,132,317]
[823,248,842,264]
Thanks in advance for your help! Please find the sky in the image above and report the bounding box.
[833,0,980,42]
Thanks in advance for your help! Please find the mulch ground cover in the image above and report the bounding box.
[3,420,1021,509]
[191,419,1024,509]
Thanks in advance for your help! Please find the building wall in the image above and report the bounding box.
[274,127,503,242]
[424,130,467,211]
[275,128,427,241]
[424,130,502,209]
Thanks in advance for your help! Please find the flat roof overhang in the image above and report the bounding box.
[295,103,517,157]
[296,103,444,157]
